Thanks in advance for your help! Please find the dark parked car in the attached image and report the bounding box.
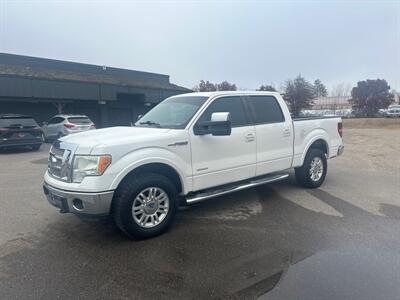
[0,114,43,151]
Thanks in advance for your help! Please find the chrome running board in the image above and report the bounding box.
[186,173,289,204]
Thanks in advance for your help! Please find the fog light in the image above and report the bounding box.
[72,198,84,210]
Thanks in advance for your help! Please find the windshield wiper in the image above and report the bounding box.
[139,121,161,127]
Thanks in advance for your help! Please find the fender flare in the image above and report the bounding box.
[300,135,330,166]
[109,153,189,194]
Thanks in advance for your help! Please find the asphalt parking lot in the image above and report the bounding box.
[0,119,399,299]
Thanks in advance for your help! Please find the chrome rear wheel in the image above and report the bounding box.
[295,148,327,188]
[309,157,324,182]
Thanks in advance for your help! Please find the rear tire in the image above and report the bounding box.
[112,173,178,239]
[295,148,327,188]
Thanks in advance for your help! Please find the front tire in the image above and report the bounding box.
[112,173,178,239]
[295,148,327,188]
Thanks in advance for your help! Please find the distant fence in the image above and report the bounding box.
[301,107,400,118]
[300,109,353,118]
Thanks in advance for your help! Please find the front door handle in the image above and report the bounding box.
[283,128,291,137]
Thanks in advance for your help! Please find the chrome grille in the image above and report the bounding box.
[48,144,72,182]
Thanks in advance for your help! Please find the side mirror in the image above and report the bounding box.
[42,121,48,126]
[137,114,142,121]
[193,112,231,136]
[211,112,230,122]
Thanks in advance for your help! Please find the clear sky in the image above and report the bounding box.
[1,0,399,92]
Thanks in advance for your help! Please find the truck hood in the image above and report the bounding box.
[59,126,172,153]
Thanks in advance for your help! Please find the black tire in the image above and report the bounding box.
[31,144,41,151]
[295,148,327,188]
[112,173,178,239]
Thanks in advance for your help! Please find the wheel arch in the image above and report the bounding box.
[112,161,185,196]
[301,138,330,166]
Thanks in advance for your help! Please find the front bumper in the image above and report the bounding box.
[43,182,114,216]
[0,137,42,148]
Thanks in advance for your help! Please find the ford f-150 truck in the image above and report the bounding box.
[43,91,344,238]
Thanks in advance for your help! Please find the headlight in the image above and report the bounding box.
[72,155,112,183]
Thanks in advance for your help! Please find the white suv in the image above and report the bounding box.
[42,115,95,142]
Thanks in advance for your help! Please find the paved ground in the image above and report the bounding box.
[0,123,399,299]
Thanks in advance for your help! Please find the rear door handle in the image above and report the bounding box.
[245,133,255,142]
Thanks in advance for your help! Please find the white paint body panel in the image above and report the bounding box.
[190,125,257,191]
[44,91,343,199]
[292,118,343,167]
[253,94,294,176]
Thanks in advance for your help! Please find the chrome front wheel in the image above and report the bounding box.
[132,187,170,228]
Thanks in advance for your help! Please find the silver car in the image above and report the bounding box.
[42,115,95,142]
[386,108,400,118]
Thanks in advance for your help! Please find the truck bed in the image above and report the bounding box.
[292,116,340,121]
[291,116,343,168]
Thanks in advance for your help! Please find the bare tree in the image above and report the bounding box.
[193,80,237,92]
[257,84,276,92]
[216,81,237,91]
[192,80,217,92]
[330,82,352,97]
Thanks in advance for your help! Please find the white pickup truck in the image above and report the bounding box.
[43,91,344,238]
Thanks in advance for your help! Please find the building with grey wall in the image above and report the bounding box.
[0,53,190,127]
[312,96,352,110]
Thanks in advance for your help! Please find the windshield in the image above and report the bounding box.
[68,117,92,124]
[135,95,209,129]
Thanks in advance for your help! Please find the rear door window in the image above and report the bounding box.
[0,116,38,128]
[67,117,92,125]
[247,96,285,124]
